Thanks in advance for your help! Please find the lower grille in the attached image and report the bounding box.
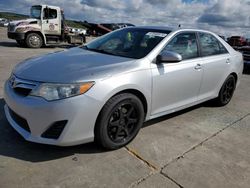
[41,120,68,139]
[9,108,30,133]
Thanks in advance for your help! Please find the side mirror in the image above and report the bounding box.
[156,51,182,64]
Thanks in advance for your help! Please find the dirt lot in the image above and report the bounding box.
[0,27,250,188]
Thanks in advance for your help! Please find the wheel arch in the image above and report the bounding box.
[94,88,149,138]
[115,89,148,115]
[25,31,46,45]
[230,72,238,84]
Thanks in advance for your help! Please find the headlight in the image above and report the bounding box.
[16,27,27,33]
[30,82,95,101]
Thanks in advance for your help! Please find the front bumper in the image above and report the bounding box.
[4,81,102,146]
[8,32,25,40]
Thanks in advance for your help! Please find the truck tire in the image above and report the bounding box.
[16,40,26,47]
[25,33,43,48]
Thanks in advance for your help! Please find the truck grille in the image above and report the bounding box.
[9,75,38,97]
[8,24,15,32]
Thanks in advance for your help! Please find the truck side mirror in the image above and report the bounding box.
[156,50,182,64]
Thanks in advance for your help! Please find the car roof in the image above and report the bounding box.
[130,26,217,35]
[134,26,173,31]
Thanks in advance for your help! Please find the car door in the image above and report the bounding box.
[151,32,203,116]
[42,7,60,35]
[197,32,231,100]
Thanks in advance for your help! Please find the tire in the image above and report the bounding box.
[95,93,145,150]
[25,33,43,48]
[16,40,26,47]
[214,75,236,106]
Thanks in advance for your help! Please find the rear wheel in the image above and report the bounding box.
[214,75,236,106]
[95,93,145,150]
[25,33,43,48]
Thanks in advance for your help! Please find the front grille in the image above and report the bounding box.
[8,24,15,32]
[9,108,30,133]
[41,120,68,139]
[9,75,38,97]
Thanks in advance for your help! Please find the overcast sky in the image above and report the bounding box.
[0,0,249,37]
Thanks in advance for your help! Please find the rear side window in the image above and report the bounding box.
[163,32,199,60]
[199,33,228,57]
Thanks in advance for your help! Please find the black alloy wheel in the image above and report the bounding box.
[216,75,236,106]
[95,93,145,150]
[107,102,138,143]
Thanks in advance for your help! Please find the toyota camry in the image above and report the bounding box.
[4,26,243,149]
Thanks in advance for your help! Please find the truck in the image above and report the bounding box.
[7,5,85,48]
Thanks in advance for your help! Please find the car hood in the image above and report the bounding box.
[13,47,136,83]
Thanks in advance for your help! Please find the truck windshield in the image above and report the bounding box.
[84,28,171,59]
[30,6,41,19]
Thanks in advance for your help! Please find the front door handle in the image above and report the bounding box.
[194,64,202,70]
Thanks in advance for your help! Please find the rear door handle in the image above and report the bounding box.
[194,64,202,70]
[226,59,230,64]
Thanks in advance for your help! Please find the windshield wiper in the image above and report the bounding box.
[82,46,134,58]
[86,47,116,56]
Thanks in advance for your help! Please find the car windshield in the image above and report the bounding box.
[30,6,41,19]
[84,28,171,59]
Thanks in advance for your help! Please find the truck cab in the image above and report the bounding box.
[33,5,61,36]
[8,5,84,48]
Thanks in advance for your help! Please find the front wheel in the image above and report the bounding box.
[214,75,236,106]
[95,93,145,150]
[25,33,43,48]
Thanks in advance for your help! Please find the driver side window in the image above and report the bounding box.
[163,32,199,60]
[43,8,57,19]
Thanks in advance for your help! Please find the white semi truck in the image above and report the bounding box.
[7,5,85,48]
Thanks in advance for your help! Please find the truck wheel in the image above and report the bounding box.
[16,40,26,47]
[26,33,43,48]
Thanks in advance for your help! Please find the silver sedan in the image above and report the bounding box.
[4,27,243,149]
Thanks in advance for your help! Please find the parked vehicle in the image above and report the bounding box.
[83,22,135,36]
[7,5,85,48]
[228,36,247,47]
[4,27,243,149]
[70,28,87,35]
[0,18,9,27]
[246,38,250,46]
[4,22,9,27]
[237,46,250,70]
